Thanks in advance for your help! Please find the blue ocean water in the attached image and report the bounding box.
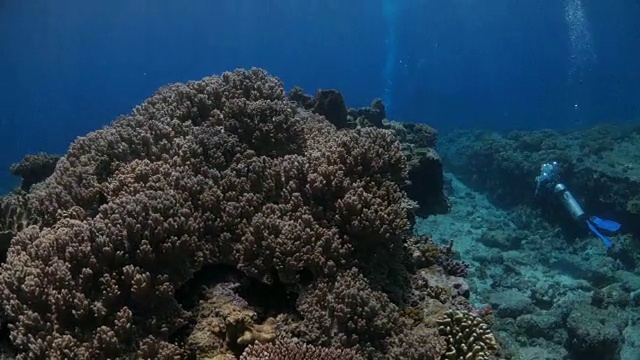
[2,0,639,192]
[1,2,640,359]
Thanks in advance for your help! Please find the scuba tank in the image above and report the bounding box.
[554,183,586,221]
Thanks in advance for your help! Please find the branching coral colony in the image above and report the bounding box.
[0,68,499,360]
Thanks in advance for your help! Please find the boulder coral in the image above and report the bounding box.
[437,310,499,360]
[0,68,452,359]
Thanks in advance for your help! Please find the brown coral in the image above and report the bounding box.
[240,340,363,360]
[384,327,446,360]
[0,68,418,359]
[296,267,400,356]
[186,283,276,358]
[9,152,60,191]
[0,192,39,254]
[0,193,37,234]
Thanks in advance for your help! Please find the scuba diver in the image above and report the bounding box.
[534,161,621,249]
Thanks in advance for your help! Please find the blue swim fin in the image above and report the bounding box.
[590,216,621,232]
[587,220,613,249]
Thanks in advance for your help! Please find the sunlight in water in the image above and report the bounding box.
[383,0,398,113]
[564,0,597,77]
[564,0,598,124]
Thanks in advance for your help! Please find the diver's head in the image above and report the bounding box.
[535,161,561,195]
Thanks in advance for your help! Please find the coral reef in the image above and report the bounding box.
[287,87,449,218]
[286,88,349,129]
[385,120,448,217]
[0,153,55,254]
[347,98,386,128]
[312,89,348,129]
[0,68,482,359]
[9,153,60,191]
[295,267,401,357]
[0,193,37,256]
[240,340,363,360]
[185,282,276,358]
[565,304,626,360]
[388,121,438,149]
[404,146,450,217]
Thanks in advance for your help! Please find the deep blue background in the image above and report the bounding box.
[393,0,640,130]
[1,0,639,192]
